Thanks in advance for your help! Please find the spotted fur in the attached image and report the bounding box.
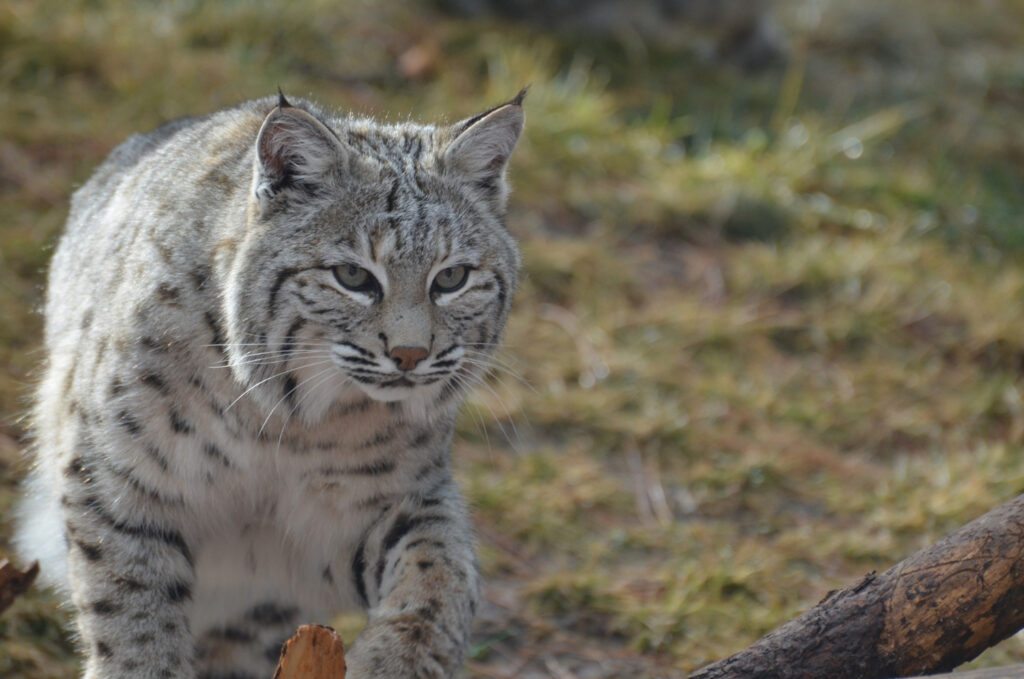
[17,91,524,679]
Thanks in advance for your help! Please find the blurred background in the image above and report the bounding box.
[2,0,1024,677]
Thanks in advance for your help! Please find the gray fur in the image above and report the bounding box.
[17,92,524,679]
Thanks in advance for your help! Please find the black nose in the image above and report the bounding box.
[389,346,428,371]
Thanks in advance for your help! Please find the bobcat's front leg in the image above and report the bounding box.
[346,490,479,679]
[62,455,196,679]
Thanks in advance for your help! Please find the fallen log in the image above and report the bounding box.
[0,559,39,615]
[691,493,1024,679]
[272,624,346,679]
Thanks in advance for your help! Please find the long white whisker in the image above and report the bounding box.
[448,370,510,448]
[458,356,537,395]
[461,392,491,451]
[236,348,334,358]
[467,375,522,449]
[213,351,335,370]
[273,366,343,454]
[222,358,336,412]
[224,365,300,413]
[258,364,339,441]
[460,348,530,376]
[204,340,335,348]
[207,343,334,368]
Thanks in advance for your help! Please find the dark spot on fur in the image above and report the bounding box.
[203,310,227,347]
[352,536,370,606]
[357,429,397,450]
[109,377,126,397]
[142,373,169,394]
[375,514,449,587]
[282,374,297,402]
[268,267,304,311]
[145,444,170,471]
[166,580,192,603]
[207,626,256,643]
[115,577,147,592]
[281,317,306,356]
[156,283,182,305]
[189,266,211,291]
[64,456,88,479]
[410,430,432,448]
[246,602,297,626]
[117,409,141,435]
[140,336,167,352]
[204,442,231,467]
[74,540,103,561]
[169,409,194,434]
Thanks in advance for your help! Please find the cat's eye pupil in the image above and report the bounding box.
[433,266,469,294]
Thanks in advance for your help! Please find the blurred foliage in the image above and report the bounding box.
[1,0,1024,676]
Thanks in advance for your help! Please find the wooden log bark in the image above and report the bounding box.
[691,493,1024,679]
[272,624,346,679]
[0,559,39,615]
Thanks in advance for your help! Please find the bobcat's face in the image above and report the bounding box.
[224,95,522,418]
[294,186,518,407]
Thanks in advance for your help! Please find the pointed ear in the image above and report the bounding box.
[444,92,526,206]
[253,102,346,205]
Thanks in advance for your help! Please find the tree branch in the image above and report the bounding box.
[691,494,1024,679]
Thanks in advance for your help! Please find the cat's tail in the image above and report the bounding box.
[13,465,71,593]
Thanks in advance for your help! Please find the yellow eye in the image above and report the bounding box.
[333,264,377,294]
[432,265,469,294]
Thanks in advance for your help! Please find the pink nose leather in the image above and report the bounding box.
[389,346,429,371]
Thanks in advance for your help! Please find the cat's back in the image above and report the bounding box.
[48,99,274,343]
[64,98,272,239]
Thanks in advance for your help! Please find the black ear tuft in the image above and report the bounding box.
[277,87,292,109]
[453,88,529,138]
[509,85,529,107]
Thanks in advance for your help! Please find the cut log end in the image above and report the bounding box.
[272,624,346,679]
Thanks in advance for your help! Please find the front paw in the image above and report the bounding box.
[344,617,459,679]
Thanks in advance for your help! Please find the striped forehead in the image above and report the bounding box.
[341,120,439,168]
[330,122,488,264]
[367,200,446,266]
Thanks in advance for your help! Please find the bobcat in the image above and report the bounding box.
[16,90,525,679]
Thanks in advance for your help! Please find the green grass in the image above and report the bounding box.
[2,0,1024,676]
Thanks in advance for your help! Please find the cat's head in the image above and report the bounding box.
[223,92,524,421]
